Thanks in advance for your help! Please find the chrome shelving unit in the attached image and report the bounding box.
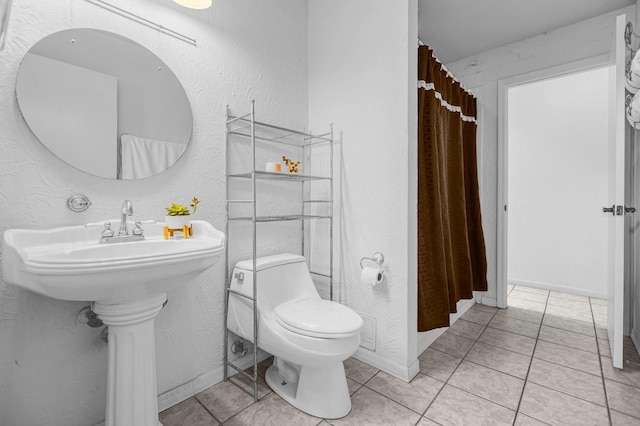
[223,101,333,402]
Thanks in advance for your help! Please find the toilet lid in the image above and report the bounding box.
[274,298,363,338]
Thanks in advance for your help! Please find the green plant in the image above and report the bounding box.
[165,197,200,216]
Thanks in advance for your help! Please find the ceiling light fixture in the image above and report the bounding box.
[173,0,211,10]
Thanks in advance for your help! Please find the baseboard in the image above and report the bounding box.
[508,278,607,299]
[481,296,497,307]
[417,298,476,355]
[352,348,420,383]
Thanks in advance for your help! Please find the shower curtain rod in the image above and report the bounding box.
[418,39,474,97]
[85,0,197,46]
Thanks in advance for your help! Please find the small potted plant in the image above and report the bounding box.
[165,197,200,230]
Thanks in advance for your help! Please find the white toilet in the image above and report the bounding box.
[227,253,363,419]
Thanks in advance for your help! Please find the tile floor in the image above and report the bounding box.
[160,286,640,425]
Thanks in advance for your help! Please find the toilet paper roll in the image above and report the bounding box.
[361,265,384,286]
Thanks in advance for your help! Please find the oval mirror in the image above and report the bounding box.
[16,28,193,180]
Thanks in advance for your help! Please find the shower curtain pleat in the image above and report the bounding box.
[418,46,488,332]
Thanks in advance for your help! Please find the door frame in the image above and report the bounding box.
[496,54,613,309]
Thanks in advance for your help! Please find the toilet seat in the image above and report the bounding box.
[274,298,363,339]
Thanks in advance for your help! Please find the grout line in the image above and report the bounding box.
[419,309,498,418]
[193,395,224,424]
[509,286,548,426]
[590,297,613,426]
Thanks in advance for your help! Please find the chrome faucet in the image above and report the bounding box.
[119,200,133,236]
[99,200,145,244]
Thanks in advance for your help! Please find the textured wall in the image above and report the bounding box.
[444,6,634,306]
[308,0,419,381]
[0,0,308,425]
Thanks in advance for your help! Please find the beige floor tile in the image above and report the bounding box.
[424,384,515,426]
[418,347,462,382]
[507,297,547,313]
[478,327,536,356]
[606,379,640,419]
[488,315,540,338]
[343,357,378,384]
[508,284,515,293]
[465,341,531,379]
[594,314,608,327]
[470,303,499,314]
[538,325,598,353]
[544,303,593,323]
[460,308,494,326]
[227,369,272,399]
[514,413,549,425]
[195,374,271,422]
[533,340,601,376]
[590,297,607,306]
[542,313,595,336]
[448,360,524,410]
[610,410,640,425]
[223,392,320,426]
[509,289,548,304]
[448,318,485,341]
[600,338,612,358]
[330,386,421,426]
[519,382,609,425]
[546,297,592,312]
[365,371,443,414]
[416,417,441,426]
[512,286,549,296]
[548,291,590,302]
[160,397,219,426]
[601,357,637,388]
[596,326,609,339]
[591,303,607,316]
[430,331,476,358]
[346,377,361,395]
[196,379,260,423]
[526,358,606,406]
[496,306,544,324]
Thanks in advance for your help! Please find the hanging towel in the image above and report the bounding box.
[120,134,187,179]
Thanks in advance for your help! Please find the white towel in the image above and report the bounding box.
[120,134,187,179]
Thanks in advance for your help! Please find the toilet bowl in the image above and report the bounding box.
[227,253,363,419]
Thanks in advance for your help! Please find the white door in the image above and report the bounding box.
[607,14,627,369]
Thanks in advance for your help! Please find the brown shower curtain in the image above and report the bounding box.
[417,46,488,332]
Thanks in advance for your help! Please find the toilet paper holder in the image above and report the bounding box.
[360,252,385,269]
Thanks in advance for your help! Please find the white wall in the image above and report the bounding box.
[0,0,308,425]
[308,0,419,381]
[444,5,635,306]
[507,67,610,298]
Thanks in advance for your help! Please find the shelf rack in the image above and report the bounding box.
[223,101,334,402]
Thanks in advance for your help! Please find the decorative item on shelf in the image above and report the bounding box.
[164,197,199,239]
[265,161,282,173]
[282,156,301,173]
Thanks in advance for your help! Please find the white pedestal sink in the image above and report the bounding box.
[2,220,225,426]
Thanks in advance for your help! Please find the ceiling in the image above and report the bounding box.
[418,0,635,64]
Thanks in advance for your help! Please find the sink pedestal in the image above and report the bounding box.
[94,293,168,426]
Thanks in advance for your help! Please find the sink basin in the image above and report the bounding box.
[2,219,224,302]
[2,219,225,426]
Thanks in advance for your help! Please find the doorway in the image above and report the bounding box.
[497,55,616,310]
[507,65,611,301]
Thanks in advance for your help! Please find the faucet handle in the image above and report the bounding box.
[132,221,144,236]
[101,222,115,238]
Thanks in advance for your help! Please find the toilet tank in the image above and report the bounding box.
[227,253,320,341]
